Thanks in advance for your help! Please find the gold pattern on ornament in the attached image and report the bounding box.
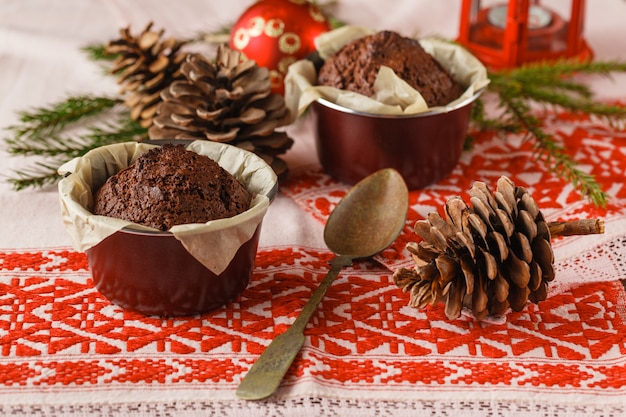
[247,16,265,37]
[269,69,282,89]
[279,33,301,54]
[232,28,250,50]
[309,5,326,22]
[264,19,285,38]
[278,56,296,73]
[289,0,307,4]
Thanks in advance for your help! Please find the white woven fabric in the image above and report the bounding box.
[2,1,626,416]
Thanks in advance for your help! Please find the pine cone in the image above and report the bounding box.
[148,45,293,177]
[393,176,605,321]
[106,22,187,128]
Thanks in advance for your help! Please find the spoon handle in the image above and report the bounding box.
[235,254,353,401]
[291,255,353,333]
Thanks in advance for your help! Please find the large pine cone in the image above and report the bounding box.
[394,176,556,321]
[148,45,293,177]
[106,22,187,128]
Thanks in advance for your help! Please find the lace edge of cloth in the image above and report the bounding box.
[0,396,624,417]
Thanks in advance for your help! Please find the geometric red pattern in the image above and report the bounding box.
[2,108,626,407]
[1,246,626,403]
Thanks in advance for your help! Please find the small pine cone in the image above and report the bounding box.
[393,176,605,321]
[148,44,293,177]
[106,22,187,128]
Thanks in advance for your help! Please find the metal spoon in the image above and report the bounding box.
[236,168,409,401]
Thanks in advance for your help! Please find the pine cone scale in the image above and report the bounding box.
[488,231,508,262]
[517,210,538,241]
[528,262,542,292]
[144,72,165,90]
[139,31,162,50]
[508,283,530,312]
[205,130,240,143]
[460,258,475,294]
[445,280,465,320]
[140,104,158,122]
[532,238,555,281]
[471,273,489,320]
[238,119,280,139]
[493,273,509,303]
[435,254,460,286]
[168,81,203,98]
[511,231,533,263]
[148,55,169,74]
[236,107,266,124]
[480,248,498,280]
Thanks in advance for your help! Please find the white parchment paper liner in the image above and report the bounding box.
[58,140,277,275]
[284,25,490,119]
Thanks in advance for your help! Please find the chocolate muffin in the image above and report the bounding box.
[93,144,252,231]
[317,31,464,107]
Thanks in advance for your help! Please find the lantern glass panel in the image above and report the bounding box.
[525,1,573,53]
[467,1,573,53]
[466,0,507,50]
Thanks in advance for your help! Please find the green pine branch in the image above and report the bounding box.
[5,160,67,191]
[490,60,626,123]
[3,94,147,191]
[6,115,147,191]
[81,43,116,62]
[7,115,146,158]
[81,43,118,74]
[6,95,121,142]
[510,59,626,80]
[472,59,626,207]
[502,94,608,206]
[470,97,522,133]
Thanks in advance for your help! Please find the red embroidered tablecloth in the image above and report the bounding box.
[1,108,626,416]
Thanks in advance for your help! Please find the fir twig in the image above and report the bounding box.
[6,116,146,159]
[81,43,116,62]
[5,160,66,191]
[502,94,608,206]
[81,42,118,74]
[3,93,146,190]
[5,115,147,191]
[471,97,522,133]
[510,59,626,80]
[472,59,626,206]
[197,26,231,44]
[489,60,626,124]
[6,95,121,141]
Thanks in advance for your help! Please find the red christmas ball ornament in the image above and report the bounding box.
[229,0,331,94]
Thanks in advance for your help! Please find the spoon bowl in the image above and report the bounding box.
[324,168,410,258]
[236,168,409,400]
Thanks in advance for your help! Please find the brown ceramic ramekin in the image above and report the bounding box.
[311,91,482,190]
[60,140,277,316]
[85,225,262,316]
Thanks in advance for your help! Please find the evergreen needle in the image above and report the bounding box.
[501,94,608,207]
[6,95,120,142]
[6,160,65,191]
[472,59,626,207]
[82,43,117,62]
[5,117,147,191]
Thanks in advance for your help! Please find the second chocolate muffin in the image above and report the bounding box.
[317,31,464,107]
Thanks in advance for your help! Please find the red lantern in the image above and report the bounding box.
[457,0,593,69]
[230,0,331,94]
